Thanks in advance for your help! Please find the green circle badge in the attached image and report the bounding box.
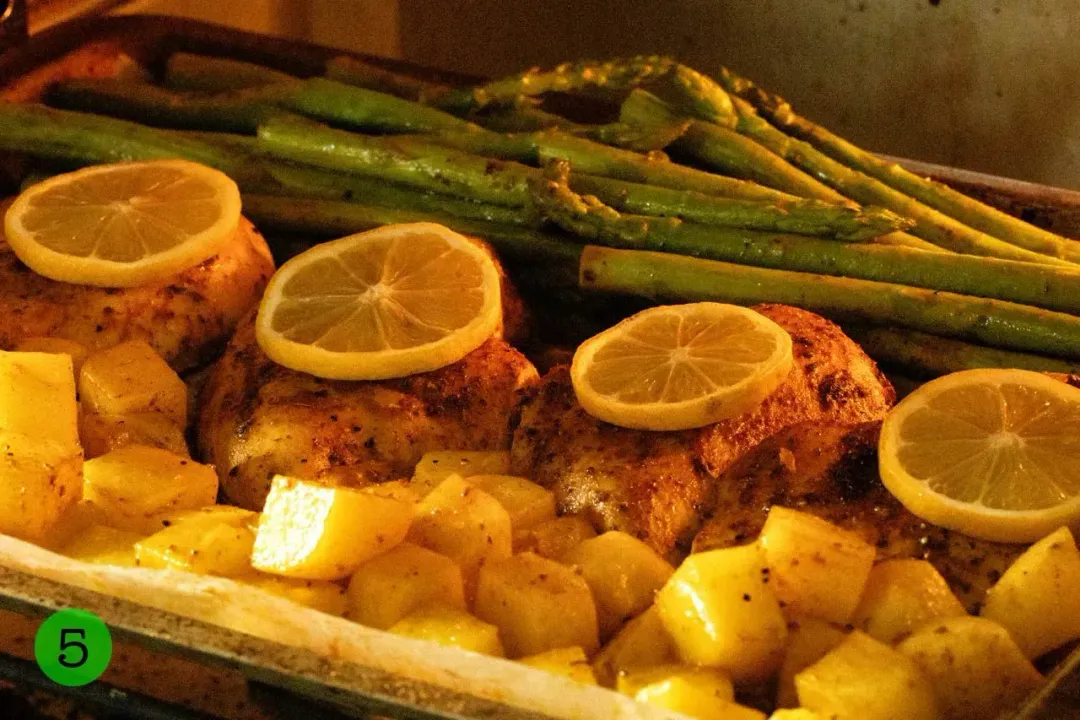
[34,608,112,687]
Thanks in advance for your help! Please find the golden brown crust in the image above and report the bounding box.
[198,310,539,510]
[0,217,274,371]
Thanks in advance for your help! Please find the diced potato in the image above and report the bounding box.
[759,507,876,624]
[897,616,1043,720]
[563,531,674,639]
[468,474,556,530]
[656,544,788,682]
[592,606,678,687]
[518,647,597,685]
[474,552,599,657]
[0,445,82,543]
[135,512,256,576]
[252,476,412,580]
[389,605,504,657]
[513,515,597,560]
[82,446,218,533]
[79,340,188,425]
[0,351,79,445]
[776,616,846,708]
[79,411,189,459]
[59,524,143,566]
[617,664,734,700]
[362,480,421,505]
[411,450,511,495]
[154,504,259,530]
[981,526,1080,659]
[851,559,965,644]
[406,475,511,593]
[796,631,939,720]
[239,574,348,615]
[14,337,89,376]
[346,542,465,629]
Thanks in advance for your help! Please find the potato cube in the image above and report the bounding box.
[564,531,674,639]
[346,542,465,629]
[14,337,89,376]
[796,631,939,720]
[59,524,143,566]
[79,411,189,459]
[154,504,259,530]
[389,605,504,657]
[79,340,188,425]
[362,480,421,505]
[759,507,876,624]
[406,475,511,592]
[513,515,596,560]
[239,575,347,616]
[82,446,218,533]
[467,474,556,530]
[252,476,412,580]
[474,552,598,657]
[851,559,965,644]
[617,664,734,700]
[0,444,82,543]
[981,527,1080,659]
[0,351,79,445]
[897,616,1043,720]
[592,606,678,687]
[135,512,256,576]
[519,647,597,685]
[656,544,788,681]
[776,616,846,708]
[411,450,511,494]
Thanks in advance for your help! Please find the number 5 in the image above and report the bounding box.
[58,628,88,669]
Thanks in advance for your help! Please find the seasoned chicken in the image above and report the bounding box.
[693,420,1025,611]
[0,216,273,371]
[510,304,895,559]
[198,311,538,509]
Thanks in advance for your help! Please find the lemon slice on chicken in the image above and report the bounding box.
[4,160,241,287]
[571,303,793,431]
[879,368,1080,543]
[256,222,501,380]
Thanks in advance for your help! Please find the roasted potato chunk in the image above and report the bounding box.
[474,552,599,657]
[759,506,876,624]
[518,647,597,685]
[411,450,511,495]
[851,559,965,644]
[563,531,673,639]
[512,515,596,560]
[656,544,788,682]
[618,665,765,720]
[238,575,347,616]
[592,606,678,687]
[389,605,504,657]
[897,616,1043,720]
[796,631,939,720]
[81,446,217,533]
[776,616,846,708]
[79,411,189,459]
[59,524,142,566]
[135,509,256,576]
[79,341,188,426]
[346,542,466,630]
[252,476,412,580]
[981,527,1080,660]
[467,474,556,530]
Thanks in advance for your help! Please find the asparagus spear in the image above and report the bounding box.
[530,170,1080,315]
[165,53,298,93]
[580,246,1080,359]
[844,326,1080,377]
[720,67,1080,264]
[324,55,452,104]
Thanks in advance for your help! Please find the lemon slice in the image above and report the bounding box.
[570,302,793,431]
[4,160,241,288]
[256,222,501,381]
[879,369,1080,543]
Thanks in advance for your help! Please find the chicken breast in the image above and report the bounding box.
[510,304,895,559]
[0,217,273,371]
[693,420,1024,611]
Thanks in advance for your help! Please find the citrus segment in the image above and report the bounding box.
[879,369,1080,543]
[4,160,241,287]
[256,222,501,380]
[571,303,793,431]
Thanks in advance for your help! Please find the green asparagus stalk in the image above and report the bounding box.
[530,169,1080,315]
[165,53,298,93]
[324,55,452,104]
[720,67,1080,264]
[844,326,1080,377]
[580,245,1080,359]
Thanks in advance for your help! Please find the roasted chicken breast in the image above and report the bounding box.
[510,304,895,559]
[0,217,273,371]
[693,420,1025,611]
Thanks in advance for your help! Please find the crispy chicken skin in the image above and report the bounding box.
[510,304,895,559]
[693,421,1025,611]
[0,217,273,371]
